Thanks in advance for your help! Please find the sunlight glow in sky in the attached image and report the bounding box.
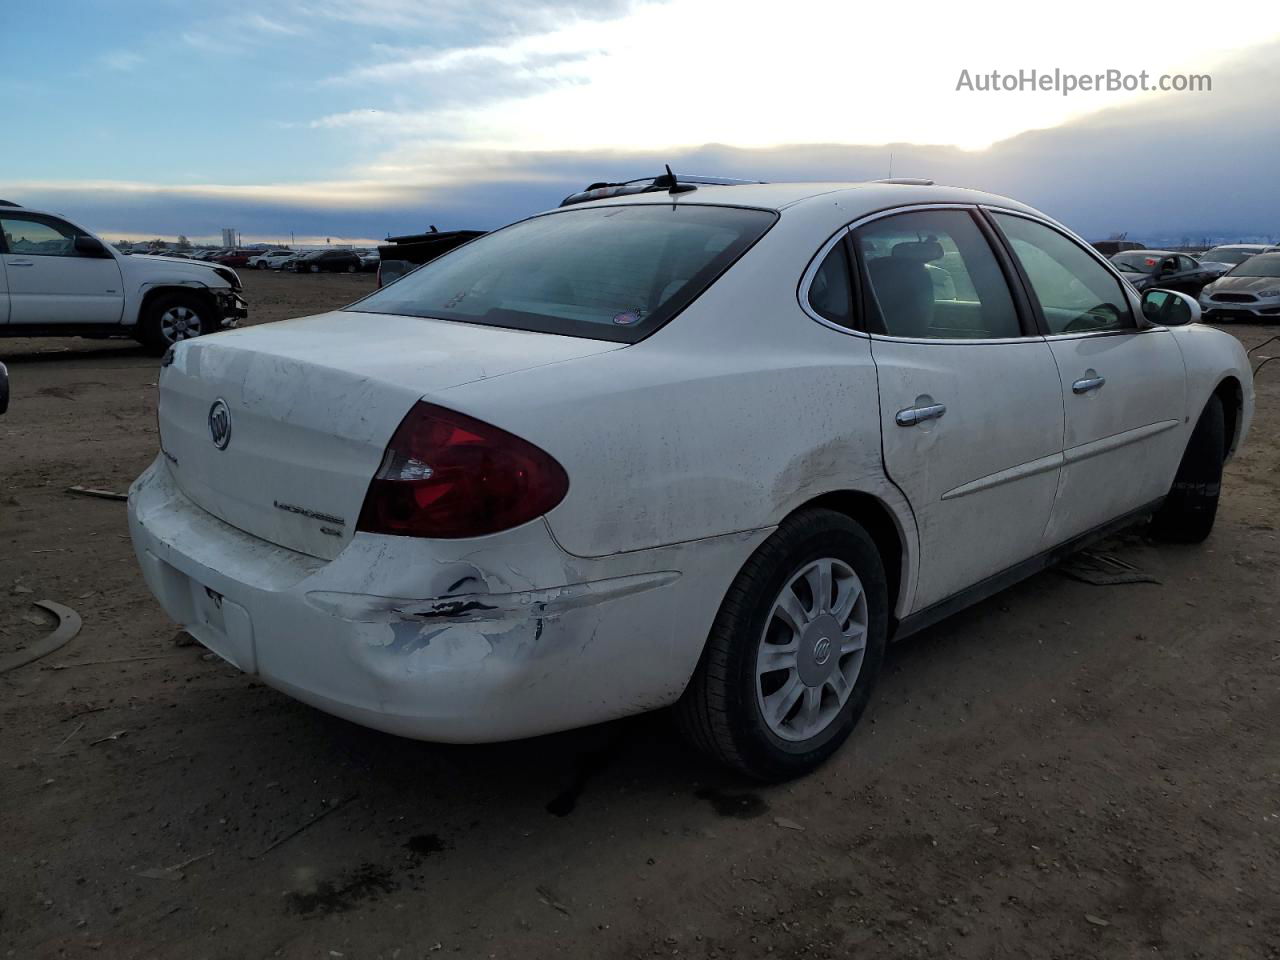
[1,0,1278,240]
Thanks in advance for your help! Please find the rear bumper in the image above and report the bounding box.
[128,457,766,742]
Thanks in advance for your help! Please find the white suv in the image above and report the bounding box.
[0,201,246,354]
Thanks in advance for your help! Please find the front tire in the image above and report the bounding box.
[138,293,209,355]
[309,264,320,273]
[676,509,888,781]
[1150,394,1226,543]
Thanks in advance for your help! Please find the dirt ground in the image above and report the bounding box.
[2,270,1278,960]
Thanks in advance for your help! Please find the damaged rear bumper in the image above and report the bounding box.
[127,457,768,742]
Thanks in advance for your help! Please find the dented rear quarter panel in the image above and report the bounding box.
[438,215,921,615]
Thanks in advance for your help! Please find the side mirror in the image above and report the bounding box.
[74,235,107,257]
[1142,288,1200,327]
[0,361,9,415]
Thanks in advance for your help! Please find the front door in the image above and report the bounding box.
[854,207,1065,612]
[989,212,1187,544]
[0,213,124,325]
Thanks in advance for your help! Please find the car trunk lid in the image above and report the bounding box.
[157,310,621,560]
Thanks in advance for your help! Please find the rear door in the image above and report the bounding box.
[988,211,1186,545]
[852,207,1065,612]
[0,213,124,325]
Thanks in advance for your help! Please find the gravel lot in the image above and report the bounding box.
[2,270,1278,959]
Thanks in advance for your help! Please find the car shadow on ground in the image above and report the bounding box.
[1,340,153,364]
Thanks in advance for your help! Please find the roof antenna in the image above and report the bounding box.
[655,164,696,197]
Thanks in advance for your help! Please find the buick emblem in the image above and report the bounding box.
[813,636,832,666]
[208,399,232,450]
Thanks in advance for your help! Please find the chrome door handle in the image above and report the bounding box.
[895,402,947,427]
[1072,375,1106,394]
[6,259,34,267]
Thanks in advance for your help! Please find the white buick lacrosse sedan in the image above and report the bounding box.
[129,181,1253,780]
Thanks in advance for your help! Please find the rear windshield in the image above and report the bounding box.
[347,203,777,342]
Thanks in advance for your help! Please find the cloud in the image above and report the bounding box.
[8,31,1279,245]
[300,0,1280,159]
[98,50,143,72]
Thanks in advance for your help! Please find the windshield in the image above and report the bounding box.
[1226,254,1280,278]
[1204,247,1260,265]
[1112,253,1161,274]
[348,203,777,342]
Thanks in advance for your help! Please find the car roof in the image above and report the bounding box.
[551,181,1042,227]
[1117,249,1178,257]
[1208,243,1269,250]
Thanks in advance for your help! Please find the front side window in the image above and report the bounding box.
[1,215,82,257]
[351,204,777,343]
[854,209,1021,339]
[992,213,1135,335]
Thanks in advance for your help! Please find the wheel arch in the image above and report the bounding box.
[139,283,218,323]
[782,490,910,628]
[1212,375,1244,460]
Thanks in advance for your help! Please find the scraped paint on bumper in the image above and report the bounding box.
[128,457,768,741]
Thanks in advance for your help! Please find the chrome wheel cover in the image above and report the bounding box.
[755,557,868,742]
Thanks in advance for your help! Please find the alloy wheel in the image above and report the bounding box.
[159,306,203,343]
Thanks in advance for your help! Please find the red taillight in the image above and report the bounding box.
[356,402,569,539]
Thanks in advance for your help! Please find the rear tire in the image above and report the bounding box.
[309,264,320,273]
[138,292,209,356]
[675,509,888,781]
[1150,394,1226,543]
[346,264,357,273]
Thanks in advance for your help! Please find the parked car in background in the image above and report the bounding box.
[129,181,1251,780]
[1199,252,1280,322]
[376,228,486,287]
[213,249,260,267]
[1091,239,1145,256]
[292,249,362,273]
[359,250,380,272]
[1111,250,1219,296]
[1198,244,1276,268]
[248,249,293,269]
[0,199,246,353]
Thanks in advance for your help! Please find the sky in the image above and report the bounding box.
[2,0,1279,245]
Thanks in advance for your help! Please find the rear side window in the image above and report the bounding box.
[807,242,854,327]
[992,213,1135,335]
[351,204,777,343]
[855,209,1021,339]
